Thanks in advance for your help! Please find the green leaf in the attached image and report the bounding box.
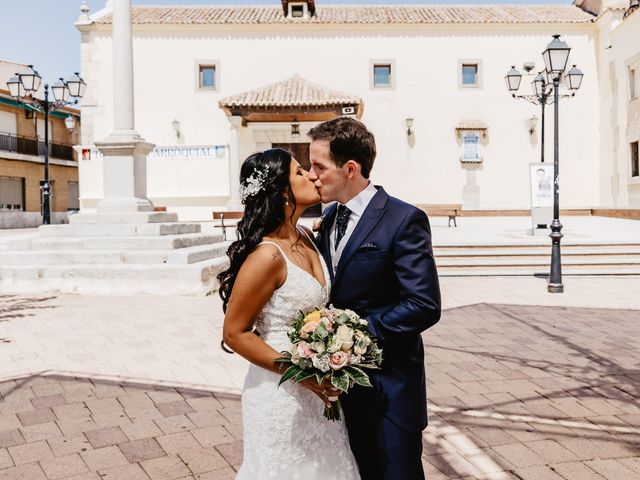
[293,370,316,384]
[314,323,328,339]
[278,365,302,387]
[331,371,350,392]
[347,366,372,387]
[356,363,381,370]
[298,358,311,370]
[274,353,292,364]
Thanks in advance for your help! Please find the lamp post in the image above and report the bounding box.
[505,35,583,293]
[6,66,86,224]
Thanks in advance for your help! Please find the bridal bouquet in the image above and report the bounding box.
[275,305,383,421]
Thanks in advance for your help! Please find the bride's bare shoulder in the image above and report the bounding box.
[236,241,286,286]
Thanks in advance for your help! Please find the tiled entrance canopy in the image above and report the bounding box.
[218,75,363,122]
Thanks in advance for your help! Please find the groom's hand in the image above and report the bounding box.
[299,378,341,407]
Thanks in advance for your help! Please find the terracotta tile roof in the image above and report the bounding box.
[218,75,362,108]
[456,119,489,130]
[95,5,594,25]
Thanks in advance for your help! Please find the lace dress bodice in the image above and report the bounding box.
[235,230,360,480]
[252,240,329,352]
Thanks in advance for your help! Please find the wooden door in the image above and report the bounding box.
[272,143,321,217]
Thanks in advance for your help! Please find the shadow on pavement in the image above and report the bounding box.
[422,303,640,478]
[0,295,58,322]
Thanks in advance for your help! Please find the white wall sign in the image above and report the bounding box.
[461,131,481,162]
[530,163,554,208]
[148,145,226,160]
[81,145,226,161]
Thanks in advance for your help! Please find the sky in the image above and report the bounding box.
[1,0,573,85]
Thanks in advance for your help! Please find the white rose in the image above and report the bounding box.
[336,325,354,352]
[327,337,341,353]
[311,341,326,354]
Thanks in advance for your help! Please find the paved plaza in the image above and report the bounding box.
[0,276,639,479]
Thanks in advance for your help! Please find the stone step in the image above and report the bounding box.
[37,222,202,237]
[437,255,640,267]
[439,266,640,276]
[0,257,230,296]
[9,233,223,251]
[0,242,230,266]
[68,211,179,224]
[434,246,640,257]
[434,241,640,248]
[166,243,230,264]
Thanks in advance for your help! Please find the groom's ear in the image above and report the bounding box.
[344,160,361,178]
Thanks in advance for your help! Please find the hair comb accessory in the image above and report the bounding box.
[240,164,270,202]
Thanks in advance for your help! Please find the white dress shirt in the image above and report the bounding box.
[329,182,378,271]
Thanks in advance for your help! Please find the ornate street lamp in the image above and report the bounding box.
[6,66,86,225]
[528,115,539,135]
[505,66,523,92]
[66,73,87,99]
[64,115,76,133]
[7,75,24,98]
[624,0,638,17]
[532,73,545,97]
[291,122,300,140]
[566,65,584,91]
[506,34,583,293]
[51,79,71,103]
[19,65,42,95]
[405,117,414,137]
[542,35,571,77]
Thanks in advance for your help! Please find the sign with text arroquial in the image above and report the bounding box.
[80,145,226,161]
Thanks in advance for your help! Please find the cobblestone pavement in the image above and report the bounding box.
[1,290,639,479]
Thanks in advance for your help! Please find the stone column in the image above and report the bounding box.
[94,0,155,215]
[112,0,134,132]
[227,116,243,210]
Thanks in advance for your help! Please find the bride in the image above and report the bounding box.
[218,148,360,479]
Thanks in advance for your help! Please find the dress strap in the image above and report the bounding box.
[297,226,320,254]
[257,241,289,262]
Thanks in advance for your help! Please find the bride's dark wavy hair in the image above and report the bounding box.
[217,148,299,312]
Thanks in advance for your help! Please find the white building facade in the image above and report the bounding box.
[75,0,640,220]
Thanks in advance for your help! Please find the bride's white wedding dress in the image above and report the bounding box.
[235,230,360,480]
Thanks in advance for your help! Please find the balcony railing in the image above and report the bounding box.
[0,131,74,161]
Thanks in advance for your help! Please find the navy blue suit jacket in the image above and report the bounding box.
[318,186,441,432]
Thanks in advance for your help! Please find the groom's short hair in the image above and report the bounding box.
[308,117,376,179]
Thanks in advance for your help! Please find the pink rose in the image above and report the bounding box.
[320,317,333,333]
[300,320,319,339]
[297,341,314,359]
[329,351,350,370]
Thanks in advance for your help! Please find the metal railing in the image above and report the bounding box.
[0,131,74,161]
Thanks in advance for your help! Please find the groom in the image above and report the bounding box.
[308,117,441,480]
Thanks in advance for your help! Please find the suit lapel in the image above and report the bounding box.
[333,187,388,289]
